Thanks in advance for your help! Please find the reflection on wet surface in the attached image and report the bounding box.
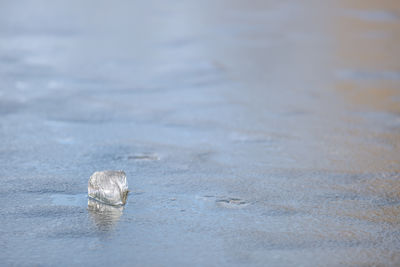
[0,0,399,266]
[88,198,124,232]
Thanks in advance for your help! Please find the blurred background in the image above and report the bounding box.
[0,0,399,266]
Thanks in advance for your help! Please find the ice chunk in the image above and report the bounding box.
[88,170,129,205]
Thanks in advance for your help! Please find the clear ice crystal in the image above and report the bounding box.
[88,170,129,205]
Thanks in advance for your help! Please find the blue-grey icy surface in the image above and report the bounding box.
[0,0,400,266]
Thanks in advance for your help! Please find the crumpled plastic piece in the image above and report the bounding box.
[88,170,129,205]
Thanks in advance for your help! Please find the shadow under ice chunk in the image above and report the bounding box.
[88,170,129,206]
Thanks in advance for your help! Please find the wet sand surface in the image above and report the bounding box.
[0,0,400,266]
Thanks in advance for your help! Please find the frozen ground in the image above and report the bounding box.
[0,0,400,266]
